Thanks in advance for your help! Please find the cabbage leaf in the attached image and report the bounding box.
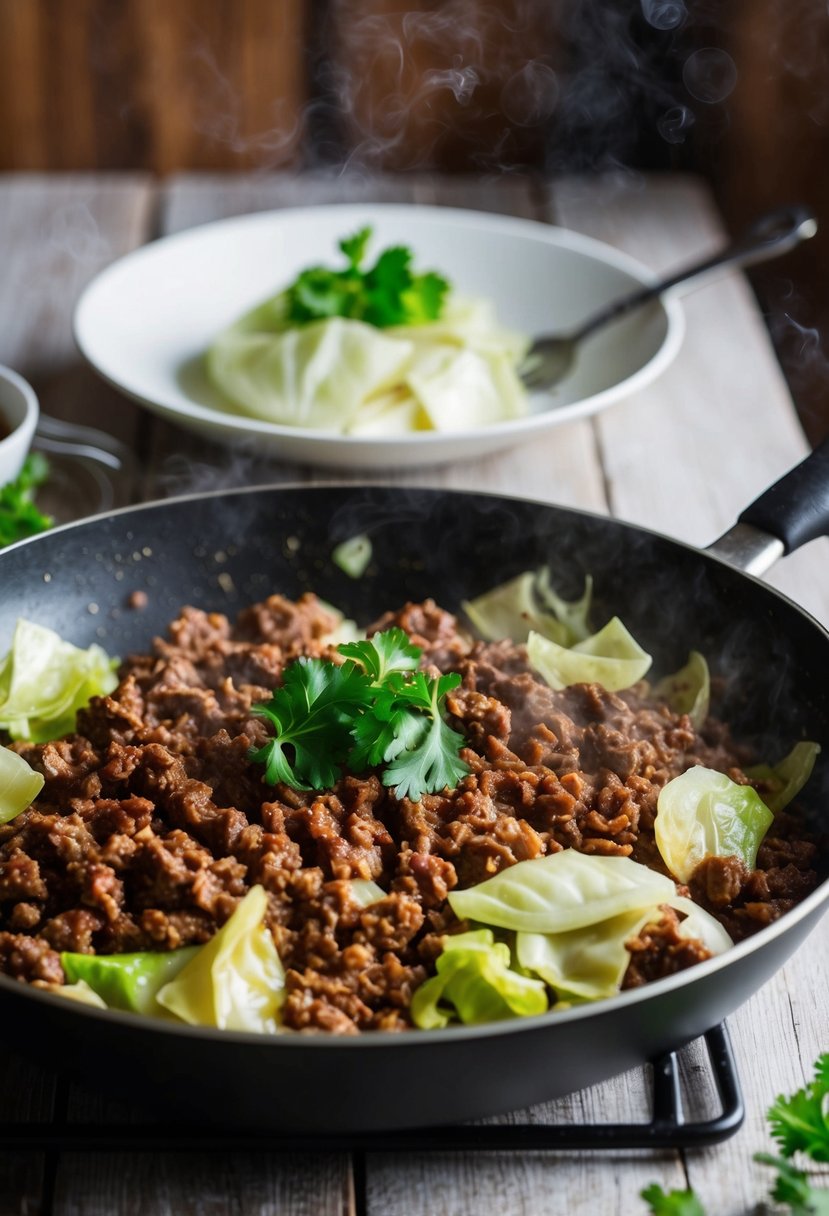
[0,620,117,742]
[410,929,548,1029]
[535,568,593,644]
[206,286,530,436]
[207,315,413,430]
[462,568,592,648]
[654,651,710,729]
[156,886,284,1034]
[654,765,774,883]
[745,741,821,814]
[349,878,386,907]
[0,745,44,824]
[44,980,108,1008]
[448,851,675,935]
[516,907,656,1001]
[61,946,199,1016]
[516,894,732,1003]
[527,617,652,692]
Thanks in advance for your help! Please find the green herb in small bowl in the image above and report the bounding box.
[0,453,52,548]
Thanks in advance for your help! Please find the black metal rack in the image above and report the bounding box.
[1,1022,743,1153]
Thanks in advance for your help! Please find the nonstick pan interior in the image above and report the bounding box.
[0,484,826,1131]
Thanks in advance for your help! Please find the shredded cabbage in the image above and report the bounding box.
[156,886,284,1034]
[0,620,117,742]
[654,765,775,883]
[410,929,548,1029]
[535,568,593,644]
[654,651,710,729]
[206,293,529,435]
[0,746,44,825]
[448,851,675,935]
[527,617,652,692]
[61,946,198,1016]
[745,741,821,814]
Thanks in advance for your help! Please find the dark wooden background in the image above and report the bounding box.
[1,0,827,441]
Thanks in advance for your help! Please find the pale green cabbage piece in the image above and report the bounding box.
[527,617,652,692]
[0,745,44,824]
[668,895,734,955]
[448,851,675,935]
[207,315,413,430]
[156,886,285,1034]
[745,741,821,813]
[535,568,593,644]
[0,620,118,742]
[43,980,108,1008]
[332,534,373,579]
[653,651,710,729]
[62,946,199,1017]
[654,766,775,883]
[206,293,529,435]
[410,929,548,1029]
[462,569,593,648]
[516,907,656,1001]
[516,894,732,1003]
[349,878,387,908]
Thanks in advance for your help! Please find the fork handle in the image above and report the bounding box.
[574,204,817,342]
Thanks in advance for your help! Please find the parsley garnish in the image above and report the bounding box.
[642,1053,829,1215]
[0,453,52,547]
[283,227,450,329]
[250,627,469,802]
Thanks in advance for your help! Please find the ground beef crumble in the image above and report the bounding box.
[0,594,820,1031]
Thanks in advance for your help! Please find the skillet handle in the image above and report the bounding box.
[707,436,829,575]
[739,435,829,552]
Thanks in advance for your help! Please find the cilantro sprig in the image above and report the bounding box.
[0,453,52,547]
[249,627,469,803]
[283,226,450,329]
[642,1053,829,1215]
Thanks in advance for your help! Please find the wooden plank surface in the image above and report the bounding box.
[0,171,826,1215]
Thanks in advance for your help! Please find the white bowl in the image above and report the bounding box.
[74,204,684,470]
[0,365,39,487]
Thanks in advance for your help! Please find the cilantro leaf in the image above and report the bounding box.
[338,627,420,684]
[339,227,371,270]
[640,1184,707,1216]
[755,1155,829,1215]
[250,658,371,789]
[768,1055,829,1162]
[381,671,468,803]
[0,454,52,548]
[282,227,449,329]
[250,630,469,800]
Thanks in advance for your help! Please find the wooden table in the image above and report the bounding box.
[0,171,827,1215]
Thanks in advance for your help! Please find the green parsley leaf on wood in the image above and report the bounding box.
[640,1184,708,1216]
[283,227,449,330]
[768,1055,829,1163]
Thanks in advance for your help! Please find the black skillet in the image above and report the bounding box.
[0,443,828,1132]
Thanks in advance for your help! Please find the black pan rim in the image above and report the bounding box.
[1,482,827,1050]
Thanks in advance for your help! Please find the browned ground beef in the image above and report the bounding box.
[0,594,820,1032]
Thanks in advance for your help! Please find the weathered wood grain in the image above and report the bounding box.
[0,173,155,447]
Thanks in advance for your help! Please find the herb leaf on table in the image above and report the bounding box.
[0,453,52,547]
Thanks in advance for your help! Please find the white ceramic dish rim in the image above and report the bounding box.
[0,364,40,484]
[73,203,686,448]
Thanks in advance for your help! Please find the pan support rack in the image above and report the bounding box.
[1,1022,743,1153]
